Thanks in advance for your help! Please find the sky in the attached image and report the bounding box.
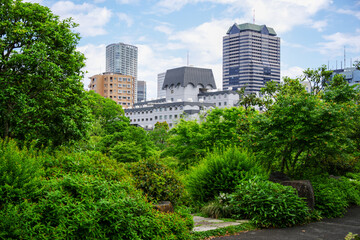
[28,0,360,99]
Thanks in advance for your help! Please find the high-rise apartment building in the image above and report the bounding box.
[223,23,280,93]
[137,81,146,102]
[157,72,166,99]
[88,72,136,109]
[106,43,138,101]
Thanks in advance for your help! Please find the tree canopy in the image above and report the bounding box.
[0,0,88,146]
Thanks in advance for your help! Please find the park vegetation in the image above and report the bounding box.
[1,0,360,239]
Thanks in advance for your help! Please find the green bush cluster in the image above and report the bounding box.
[312,176,360,218]
[0,139,192,239]
[230,178,310,228]
[128,158,185,204]
[186,147,266,203]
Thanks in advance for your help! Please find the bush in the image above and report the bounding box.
[312,177,351,218]
[0,139,44,205]
[186,147,266,203]
[230,178,310,228]
[0,174,192,239]
[201,193,233,219]
[0,141,192,239]
[127,158,185,205]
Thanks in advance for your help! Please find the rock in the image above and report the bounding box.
[281,180,315,210]
[154,201,174,213]
[269,171,291,183]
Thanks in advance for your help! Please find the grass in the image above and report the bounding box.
[190,223,256,240]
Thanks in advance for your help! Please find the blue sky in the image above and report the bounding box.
[28,0,360,99]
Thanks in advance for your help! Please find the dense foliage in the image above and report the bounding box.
[128,158,185,204]
[0,0,89,146]
[186,147,266,203]
[0,139,193,239]
[230,178,310,228]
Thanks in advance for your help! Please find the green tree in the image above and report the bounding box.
[86,91,129,136]
[251,78,356,176]
[0,0,88,146]
[237,87,261,110]
[149,121,170,150]
[303,65,333,95]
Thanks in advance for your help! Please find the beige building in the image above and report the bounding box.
[88,72,135,109]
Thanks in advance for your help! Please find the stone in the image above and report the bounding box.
[281,180,315,210]
[154,201,174,213]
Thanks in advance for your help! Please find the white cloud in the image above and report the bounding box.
[117,13,133,27]
[77,44,106,89]
[337,9,360,20]
[154,25,173,35]
[51,1,112,37]
[156,0,331,33]
[281,66,305,79]
[116,0,139,4]
[318,29,360,58]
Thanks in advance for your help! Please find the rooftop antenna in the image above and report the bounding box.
[253,9,255,24]
[344,46,346,68]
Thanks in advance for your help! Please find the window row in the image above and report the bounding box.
[104,84,132,88]
[104,77,132,82]
[118,102,131,106]
[131,114,179,122]
[109,96,132,100]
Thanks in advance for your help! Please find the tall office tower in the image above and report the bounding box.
[157,72,166,99]
[106,43,138,101]
[137,81,146,102]
[88,73,135,109]
[223,23,280,93]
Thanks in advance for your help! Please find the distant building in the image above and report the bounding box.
[223,23,280,93]
[88,72,136,109]
[137,81,146,102]
[124,66,239,129]
[332,67,360,86]
[157,72,166,99]
[106,42,138,101]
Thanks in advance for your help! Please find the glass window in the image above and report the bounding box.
[164,115,167,119]
[159,116,162,120]
[118,90,122,93]
[127,78,131,82]
[169,115,172,119]
[155,116,158,120]
[174,115,178,118]
[123,84,127,87]
[224,102,227,106]
[127,84,130,88]
[118,78,122,82]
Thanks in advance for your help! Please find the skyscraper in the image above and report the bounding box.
[223,23,280,93]
[157,72,166,99]
[137,81,146,102]
[106,43,138,101]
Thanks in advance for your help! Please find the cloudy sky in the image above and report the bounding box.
[29,0,360,99]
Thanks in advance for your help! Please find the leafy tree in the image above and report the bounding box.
[86,91,129,136]
[237,87,261,110]
[250,77,358,176]
[355,60,360,70]
[149,121,170,150]
[0,0,88,146]
[302,65,333,95]
[97,125,156,162]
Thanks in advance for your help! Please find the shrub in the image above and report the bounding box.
[312,177,350,218]
[43,149,129,182]
[0,139,44,205]
[201,193,233,219]
[186,147,266,203]
[0,174,192,239]
[127,158,185,204]
[230,178,310,228]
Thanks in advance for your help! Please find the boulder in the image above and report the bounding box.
[154,201,174,213]
[281,180,315,210]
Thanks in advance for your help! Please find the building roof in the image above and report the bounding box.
[162,66,216,89]
[227,23,277,36]
[198,90,238,97]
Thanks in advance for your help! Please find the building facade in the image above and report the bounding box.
[124,66,239,129]
[332,67,360,86]
[88,72,136,109]
[157,72,166,99]
[223,23,280,93]
[106,43,138,101]
[137,80,147,102]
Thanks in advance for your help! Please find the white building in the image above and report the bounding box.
[124,66,239,129]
